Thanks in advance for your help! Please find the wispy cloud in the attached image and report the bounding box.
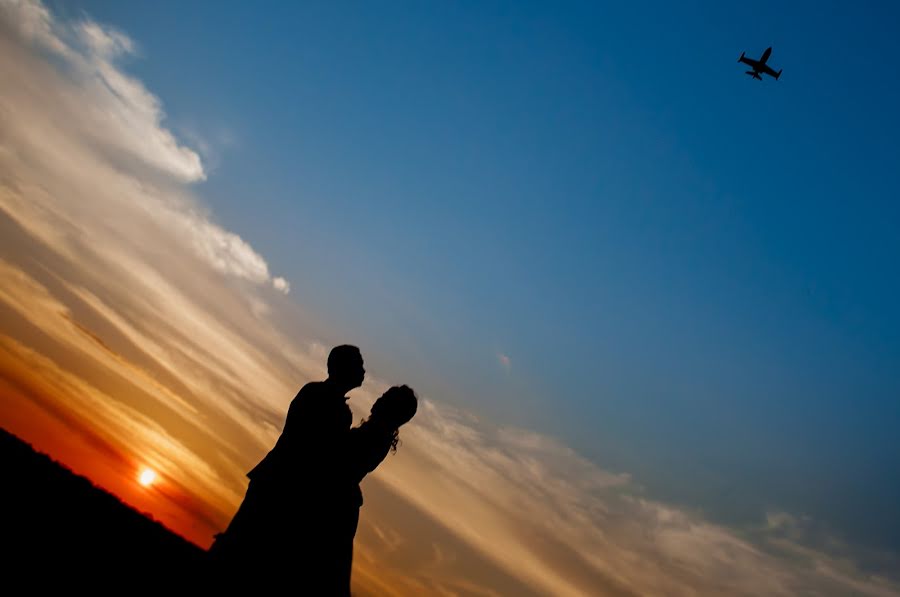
[1,0,203,182]
[0,2,897,595]
[0,0,289,292]
[354,399,900,596]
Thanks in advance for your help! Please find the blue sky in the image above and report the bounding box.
[45,0,900,561]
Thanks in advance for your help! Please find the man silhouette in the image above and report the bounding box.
[208,345,365,593]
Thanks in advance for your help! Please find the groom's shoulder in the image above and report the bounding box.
[300,380,326,394]
[293,381,331,403]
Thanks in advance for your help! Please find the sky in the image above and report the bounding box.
[1,0,899,594]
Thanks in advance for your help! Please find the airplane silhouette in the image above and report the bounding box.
[738,47,782,80]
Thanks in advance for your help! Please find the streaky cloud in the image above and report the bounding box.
[356,396,900,596]
[1,0,203,182]
[0,0,290,292]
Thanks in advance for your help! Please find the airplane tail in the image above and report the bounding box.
[775,69,782,80]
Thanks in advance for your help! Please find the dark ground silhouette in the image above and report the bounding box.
[1,426,206,591]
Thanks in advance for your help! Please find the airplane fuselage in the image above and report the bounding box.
[739,57,763,71]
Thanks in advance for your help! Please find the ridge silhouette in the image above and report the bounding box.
[1,345,418,595]
[1,426,206,592]
[208,345,418,595]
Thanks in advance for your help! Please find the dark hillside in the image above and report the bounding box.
[1,427,208,591]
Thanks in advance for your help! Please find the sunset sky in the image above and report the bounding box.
[2,1,899,594]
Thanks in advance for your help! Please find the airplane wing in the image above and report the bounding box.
[760,63,779,78]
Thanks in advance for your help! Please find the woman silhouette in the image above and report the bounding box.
[336,385,419,592]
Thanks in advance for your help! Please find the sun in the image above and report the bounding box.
[138,468,157,487]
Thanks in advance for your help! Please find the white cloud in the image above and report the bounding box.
[2,0,203,182]
[77,20,134,57]
[497,352,511,369]
[0,0,290,293]
[0,0,70,57]
[273,276,291,294]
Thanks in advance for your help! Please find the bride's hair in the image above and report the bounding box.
[368,385,418,453]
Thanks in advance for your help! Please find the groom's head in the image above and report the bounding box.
[327,345,365,391]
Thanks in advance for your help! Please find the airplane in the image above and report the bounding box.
[738,47,782,80]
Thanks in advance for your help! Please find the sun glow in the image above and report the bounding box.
[138,468,157,487]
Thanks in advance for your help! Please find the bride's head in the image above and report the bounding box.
[370,385,418,452]
[372,385,417,424]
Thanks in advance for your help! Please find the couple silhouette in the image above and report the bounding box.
[208,345,418,595]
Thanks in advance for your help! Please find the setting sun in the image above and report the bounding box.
[138,468,157,487]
